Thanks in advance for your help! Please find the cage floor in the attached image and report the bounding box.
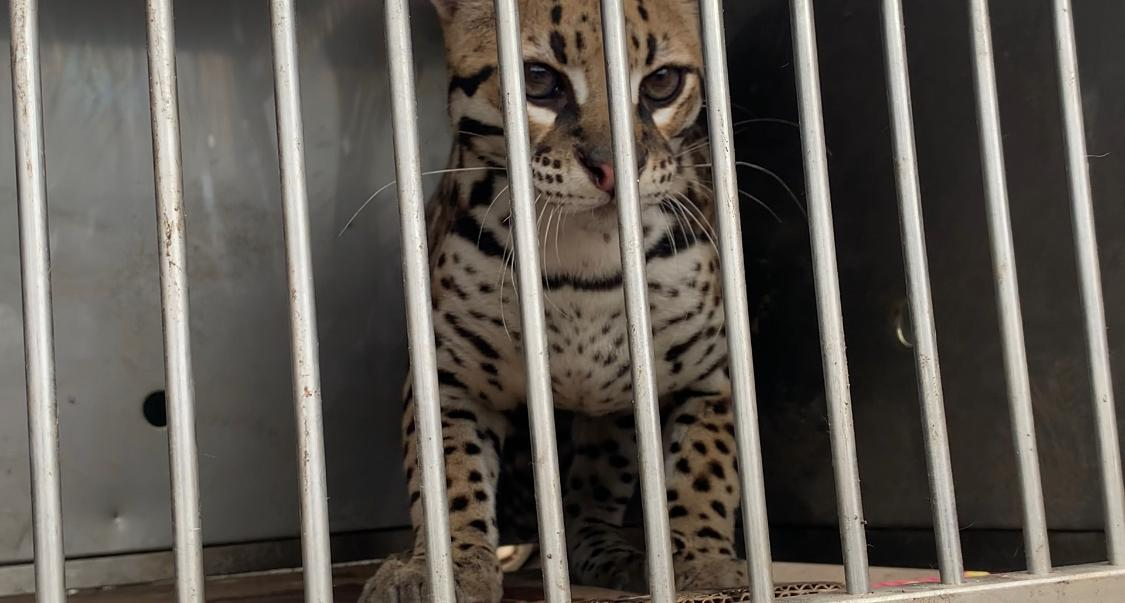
[0,562,944,602]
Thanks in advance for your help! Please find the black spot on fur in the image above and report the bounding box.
[446,409,478,422]
[445,313,500,359]
[449,65,495,97]
[549,31,568,64]
[468,174,495,207]
[452,213,504,257]
[709,461,726,479]
[457,117,504,147]
[437,370,465,389]
[697,527,722,540]
[451,496,469,512]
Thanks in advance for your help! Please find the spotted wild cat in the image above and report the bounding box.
[361,1,748,601]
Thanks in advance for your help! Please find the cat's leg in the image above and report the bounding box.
[564,412,648,592]
[664,386,749,591]
[361,390,509,603]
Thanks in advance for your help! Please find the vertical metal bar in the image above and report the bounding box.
[383,2,457,601]
[143,0,206,600]
[788,0,871,593]
[879,0,964,585]
[267,2,334,600]
[10,1,67,601]
[598,2,676,601]
[1051,0,1125,565]
[490,1,573,601]
[967,0,1052,575]
[696,1,774,600]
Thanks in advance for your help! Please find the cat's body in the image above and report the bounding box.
[362,2,748,601]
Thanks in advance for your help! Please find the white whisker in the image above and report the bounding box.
[338,166,506,237]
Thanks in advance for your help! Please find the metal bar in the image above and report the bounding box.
[1051,0,1125,565]
[696,1,773,600]
[267,2,334,600]
[808,564,1125,603]
[383,2,457,601]
[10,1,67,601]
[967,0,1052,575]
[598,2,676,601]
[143,0,206,600]
[490,1,573,601]
[879,0,964,585]
[788,0,871,593]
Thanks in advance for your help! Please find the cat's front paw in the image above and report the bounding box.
[572,547,649,593]
[674,556,748,592]
[359,551,503,603]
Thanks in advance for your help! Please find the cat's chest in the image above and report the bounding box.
[532,249,726,414]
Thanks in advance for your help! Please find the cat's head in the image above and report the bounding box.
[431,0,706,212]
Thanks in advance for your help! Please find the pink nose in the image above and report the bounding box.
[585,161,616,193]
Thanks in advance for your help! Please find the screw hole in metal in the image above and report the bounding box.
[142,390,168,428]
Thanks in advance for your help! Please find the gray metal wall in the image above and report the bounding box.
[0,0,1122,575]
[726,0,1125,569]
[0,0,451,563]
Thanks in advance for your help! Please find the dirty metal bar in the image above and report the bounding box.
[967,0,1052,575]
[143,0,207,600]
[879,0,964,585]
[383,2,457,601]
[1051,0,1125,565]
[788,0,871,593]
[491,1,573,601]
[697,1,774,600]
[599,1,677,601]
[267,1,335,600]
[10,1,67,601]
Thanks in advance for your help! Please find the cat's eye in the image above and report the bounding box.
[525,63,562,101]
[640,66,686,105]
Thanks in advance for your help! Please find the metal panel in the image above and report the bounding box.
[731,0,1125,571]
[808,564,1125,602]
[0,0,450,565]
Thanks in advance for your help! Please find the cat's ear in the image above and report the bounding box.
[429,0,461,21]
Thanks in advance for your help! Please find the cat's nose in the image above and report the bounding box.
[578,152,616,193]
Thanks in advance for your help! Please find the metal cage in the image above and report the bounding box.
[7,0,1125,601]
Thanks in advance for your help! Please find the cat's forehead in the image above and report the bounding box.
[441,0,700,69]
[521,0,698,65]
